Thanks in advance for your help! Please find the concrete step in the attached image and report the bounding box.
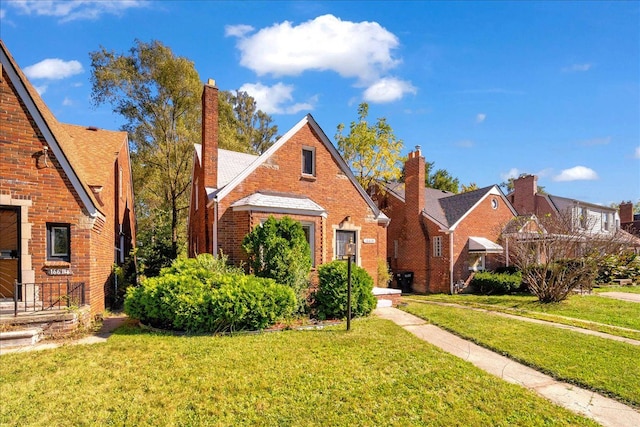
[0,328,43,348]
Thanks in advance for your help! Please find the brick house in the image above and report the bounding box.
[187,80,389,284]
[619,201,640,238]
[379,148,516,294]
[0,41,135,317]
[507,174,623,235]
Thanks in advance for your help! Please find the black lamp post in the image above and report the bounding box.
[343,239,356,331]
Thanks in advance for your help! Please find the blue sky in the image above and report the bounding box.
[2,1,638,206]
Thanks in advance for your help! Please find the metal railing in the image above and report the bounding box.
[13,280,85,317]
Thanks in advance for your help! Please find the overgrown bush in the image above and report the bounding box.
[242,216,312,313]
[523,258,597,302]
[595,252,640,285]
[124,254,296,332]
[377,258,391,288]
[313,260,377,320]
[471,271,522,295]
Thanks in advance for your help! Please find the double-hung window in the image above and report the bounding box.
[336,230,356,262]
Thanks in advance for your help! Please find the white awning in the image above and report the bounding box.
[230,192,328,218]
[468,236,504,253]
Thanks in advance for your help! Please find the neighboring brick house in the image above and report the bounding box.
[187,80,389,284]
[0,41,135,317]
[507,174,621,234]
[379,148,517,294]
[619,201,640,238]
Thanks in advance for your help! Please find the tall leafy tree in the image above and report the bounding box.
[90,40,201,262]
[425,161,460,193]
[335,103,403,189]
[461,182,479,193]
[400,161,461,193]
[219,90,278,154]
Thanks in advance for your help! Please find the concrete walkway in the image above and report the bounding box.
[405,299,640,346]
[374,307,640,427]
[0,314,128,355]
[598,292,640,303]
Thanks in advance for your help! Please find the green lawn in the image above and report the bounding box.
[402,302,640,408]
[406,293,640,340]
[0,319,597,426]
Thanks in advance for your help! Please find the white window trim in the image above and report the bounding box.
[433,236,442,257]
[469,253,486,271]
[301,146,316,177]
[301,222,316,267]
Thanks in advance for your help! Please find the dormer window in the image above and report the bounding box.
[302,147,315,177]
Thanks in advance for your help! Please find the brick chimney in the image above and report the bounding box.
[201,78,218,189]
[405,146,425,217]
[512,174,537,215]
[619,201,633,223]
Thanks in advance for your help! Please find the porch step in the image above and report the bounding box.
[0,327,43,348]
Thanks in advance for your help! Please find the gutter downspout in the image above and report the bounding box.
[212,199,218,258]
[449,231,454,295]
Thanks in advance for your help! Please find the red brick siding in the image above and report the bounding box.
[1,64,135,317]
[200,122,386,284]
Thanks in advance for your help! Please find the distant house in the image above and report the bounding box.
[378,148,517,294]
[187,80,389,284]
[0,40,136,317]
[506,174,640,253]
[619,201,640,238]
[507,174,620,234]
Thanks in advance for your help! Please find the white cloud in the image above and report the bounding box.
[635,146,640,159]
[238,82,315,115]
[24,58,83,80]
[475,113,486,124]
[500,168,521,181]
[229,14,401,84]
[363,77,416,103]
[225,24,254,38]
[562,63,592,73]
[579,136,611,146]
[553,166,599,182]
[34,84,48,95]
[62,97,73,106]
[455,140,474,148]
[8,0,148,22]
[0,8,5,19]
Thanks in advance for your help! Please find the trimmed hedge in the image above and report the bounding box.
[313,260,377,320]
[471,271,522,295]
[124,254,297,333]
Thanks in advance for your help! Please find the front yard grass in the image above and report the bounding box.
[0,318,597,426]
[402,302,640,408]
[407,293,640,340]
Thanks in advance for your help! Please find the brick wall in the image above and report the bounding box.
[1,61,132,317]
[205,122,387,285]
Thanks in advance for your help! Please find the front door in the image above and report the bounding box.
[0,207,20,298]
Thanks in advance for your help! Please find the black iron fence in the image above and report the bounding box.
[13,280,85,316]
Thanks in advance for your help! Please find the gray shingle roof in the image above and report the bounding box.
[195,144,258,190]
[385,182,497,228]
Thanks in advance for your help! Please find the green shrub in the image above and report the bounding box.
[595,252,640,285]
[313,260,377,320]
[242,216,312,313]
[124,254,296,333]
[471,271,522,295]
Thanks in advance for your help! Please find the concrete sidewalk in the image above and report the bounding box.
[374,307,640,427]
[598,292,640,303]
[404,298,640,346]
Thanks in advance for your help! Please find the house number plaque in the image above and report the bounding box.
[45,268,73,276]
